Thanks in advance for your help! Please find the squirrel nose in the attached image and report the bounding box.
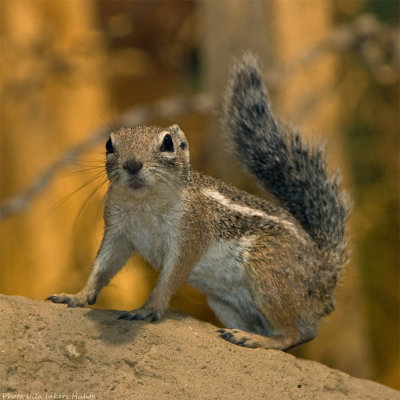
[123,159,143,175]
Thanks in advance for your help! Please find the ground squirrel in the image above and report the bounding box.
[47,55,349,350]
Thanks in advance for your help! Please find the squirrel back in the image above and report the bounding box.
[224,55,350,281]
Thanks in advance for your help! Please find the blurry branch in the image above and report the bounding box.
[265,14,399,87]
[0,93,213,221]
[0,14,398,222]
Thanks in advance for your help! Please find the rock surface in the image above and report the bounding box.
[0,294,398,400]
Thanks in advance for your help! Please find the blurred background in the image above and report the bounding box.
[0,0,398,389]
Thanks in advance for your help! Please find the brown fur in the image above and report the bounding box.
[47,122,345,350]
[47,56,349,350]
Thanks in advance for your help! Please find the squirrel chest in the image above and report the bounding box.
[107,187,183,270]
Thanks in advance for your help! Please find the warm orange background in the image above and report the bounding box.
[0,0,398,389]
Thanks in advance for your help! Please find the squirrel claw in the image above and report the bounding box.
[118,309,161,322]
[217,329,250,346]
[118,311,144,321]
[45,293,86,308]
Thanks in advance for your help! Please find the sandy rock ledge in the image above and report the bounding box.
[0,294,398,400]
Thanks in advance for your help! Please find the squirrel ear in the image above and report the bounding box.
[169,124,180,132]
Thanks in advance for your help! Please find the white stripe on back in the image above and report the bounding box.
[202,188,305,242]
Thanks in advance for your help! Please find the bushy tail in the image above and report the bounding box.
[223,54,349,269]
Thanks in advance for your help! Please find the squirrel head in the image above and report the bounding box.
[105,124,190,195]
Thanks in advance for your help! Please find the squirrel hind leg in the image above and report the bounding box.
[217,328,312,350]
[207,296,252,332]
[207,296,304,350]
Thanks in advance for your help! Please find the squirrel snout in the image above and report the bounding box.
[123,159,143,175]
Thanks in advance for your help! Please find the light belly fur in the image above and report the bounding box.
[124,202,182,270]
[188,238,268,333]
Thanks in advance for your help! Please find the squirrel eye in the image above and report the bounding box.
[160,134,174,152]
[106,137,114,154]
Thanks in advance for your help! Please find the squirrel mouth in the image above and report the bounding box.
[128,178,146,190]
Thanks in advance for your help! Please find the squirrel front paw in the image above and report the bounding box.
[118,305,164,322]
[46,292,96,308]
